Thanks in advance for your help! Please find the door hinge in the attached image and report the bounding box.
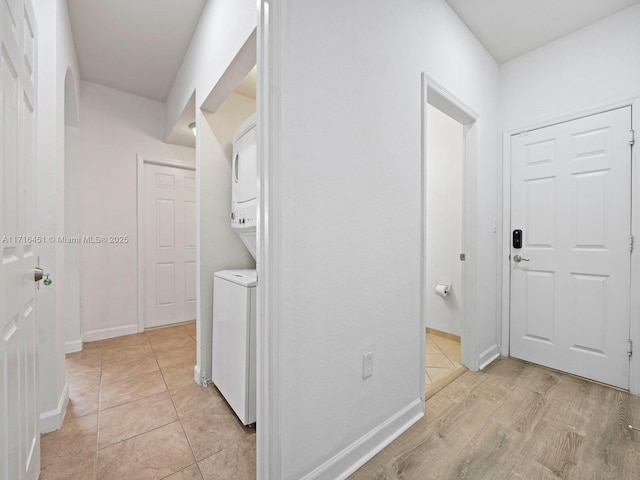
[628,340,633,356]
[631,235,635,253]
[630,129,635,146]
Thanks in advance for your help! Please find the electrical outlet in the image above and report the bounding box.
[362,352,373,379]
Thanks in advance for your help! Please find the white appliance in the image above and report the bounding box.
[231,113,257,260]
[212,269,257,425]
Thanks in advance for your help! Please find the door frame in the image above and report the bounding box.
[500,97,640,395]
[421,73,481,380]
[135,154,196,333]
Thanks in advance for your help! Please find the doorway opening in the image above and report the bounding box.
[138,157,197,330]
[424,103,466,397]
[422,74,478,398]
[136,153,197,337]
[506,106,633,390]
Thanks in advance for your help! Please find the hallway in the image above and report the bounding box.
[39,323,256,480]
[352,358,640,479]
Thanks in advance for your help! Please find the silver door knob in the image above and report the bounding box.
[513,254,530,263]
[34,267,52,285]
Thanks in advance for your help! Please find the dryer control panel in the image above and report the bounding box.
[231,204,256,229]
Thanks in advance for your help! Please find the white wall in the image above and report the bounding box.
[64,62,81,354]
[34,0,81,432]
[79,81,194,340]
[196,92,256,381]
[163,0,257,384]
[499,4,640,130]
[260,0,499,478]
[426,104,464,336]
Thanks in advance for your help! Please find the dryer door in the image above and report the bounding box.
[232,124,257,205]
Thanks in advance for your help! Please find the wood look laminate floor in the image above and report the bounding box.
[352,358,640,480]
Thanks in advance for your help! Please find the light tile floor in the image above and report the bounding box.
[40,322,256,480]
[425,329,464,397]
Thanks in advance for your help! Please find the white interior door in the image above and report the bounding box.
[144,162,196,328]
[1,0,40,479]
[510,107,632,389]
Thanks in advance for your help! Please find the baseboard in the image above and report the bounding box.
[39,383,69,434]
[478,343,500,370]
[81,324,139,343]
[426,327,461,342]
[194,364,203,386]
[65,339,83,354]
[300,397,424,480]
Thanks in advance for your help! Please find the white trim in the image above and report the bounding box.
[300,399,424,480]
[500,132,511,357]
[258,1,281,478]
[65,339,82,354]
[501,98,640,395]
[424,75,479,124]
[630,99,640,395]
[141,156,195,170]
[81,324,139,343]
[418,74,427,400]
[478,344,500,370]
[136,154,196,334]
[193,364,203,386]
[137,154,145,333]
[508,95,640,136]
[39,383,69,434]
[422,74,480,371]
[194,114,204,395]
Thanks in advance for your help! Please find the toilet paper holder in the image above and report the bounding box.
[435,283,451,298]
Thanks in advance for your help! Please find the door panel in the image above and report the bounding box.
[144,163,196,328]
[184,201,196,248]
[523,269,555,343]
[156,198,175,248]
[185,261,196,302]
[156,262,176,306]
[510,107,631,389]
[571,273,607,354]
[2,46,19,235]
[1,1,39,478]
[525,177,555,247]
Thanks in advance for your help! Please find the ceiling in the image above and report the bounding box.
[444,0,640,64]
[65,0,639,114]
[66,0,206,102]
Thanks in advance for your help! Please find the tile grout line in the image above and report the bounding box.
[94,335,154,478]
[425,334,461,390]
[96,419,186,452]
[60,325,200,480]
[155,330,201,477]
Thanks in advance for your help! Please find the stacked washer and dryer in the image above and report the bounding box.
[212,114,257,426]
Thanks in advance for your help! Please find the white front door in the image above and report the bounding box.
[510,107,632,389]
[144,162,197,328]
[1,0,40,479]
